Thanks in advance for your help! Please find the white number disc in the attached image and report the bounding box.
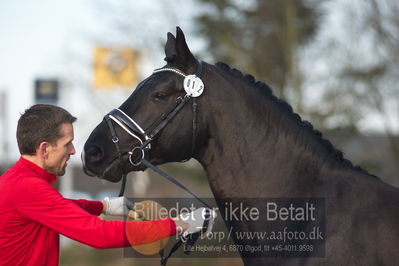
[183,75,204,97]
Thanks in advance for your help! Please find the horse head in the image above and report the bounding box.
[83,27,210,182]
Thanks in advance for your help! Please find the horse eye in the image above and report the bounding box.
[152,92,168,101]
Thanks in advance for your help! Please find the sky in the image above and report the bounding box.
[0,0,197,163]
[0,0,98,92]
[0,0,100,162]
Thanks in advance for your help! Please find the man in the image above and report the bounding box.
[0,104,214,265]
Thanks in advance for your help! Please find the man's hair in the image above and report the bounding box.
[17,104,77,155]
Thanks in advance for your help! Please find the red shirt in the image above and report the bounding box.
[0,157,176,266]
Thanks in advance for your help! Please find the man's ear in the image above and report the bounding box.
[38,142,50,159]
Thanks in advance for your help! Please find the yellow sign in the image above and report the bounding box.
[92,46,138,89]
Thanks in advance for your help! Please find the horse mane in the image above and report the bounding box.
[215,62,377,178]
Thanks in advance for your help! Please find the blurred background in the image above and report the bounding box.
[0,0,398,265]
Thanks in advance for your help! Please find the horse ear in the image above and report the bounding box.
[174,26,197,72]
[164,32,177,62]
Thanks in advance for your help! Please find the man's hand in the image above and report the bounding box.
[174,207,216,237]
[102,196,128,216]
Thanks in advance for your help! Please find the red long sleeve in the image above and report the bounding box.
[69,199,104,216]
[0,158,176,266]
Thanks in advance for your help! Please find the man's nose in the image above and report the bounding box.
[70,143,76,155]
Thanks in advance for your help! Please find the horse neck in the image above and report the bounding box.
[197,68,342,197]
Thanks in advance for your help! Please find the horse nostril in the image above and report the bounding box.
[87,145,104,162]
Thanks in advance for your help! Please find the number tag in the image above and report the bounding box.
[183,75,204,97]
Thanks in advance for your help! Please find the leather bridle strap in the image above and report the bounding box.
[189,98,198,160]
[141,158,211,208]
[141,95,191,150]
[189,60,202,158]
[160,207,210,265]
[105,115,127,196]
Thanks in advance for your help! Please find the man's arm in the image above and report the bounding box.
[68,199,104,216]
[15,178,176,249]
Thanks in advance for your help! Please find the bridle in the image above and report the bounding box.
[104,60,204,196]
[106,60,203,165]
[103,60,211,265]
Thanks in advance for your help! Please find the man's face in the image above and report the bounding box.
[44,123,76,176]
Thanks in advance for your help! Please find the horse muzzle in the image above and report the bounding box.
[81,151,97,177]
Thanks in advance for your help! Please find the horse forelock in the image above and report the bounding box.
[214,61,377,178]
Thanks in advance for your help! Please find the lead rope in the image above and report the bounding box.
[141,159,211,209]
[140,158,212,266]
[159,208,211,265]
[118,174,127,196]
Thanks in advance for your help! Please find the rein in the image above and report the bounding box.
[104,61,211,265]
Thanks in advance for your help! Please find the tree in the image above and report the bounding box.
[194,0,320,113]
[329,0,398,174]
[302,0,399,182]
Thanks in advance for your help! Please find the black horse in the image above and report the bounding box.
[83,27,399,265]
